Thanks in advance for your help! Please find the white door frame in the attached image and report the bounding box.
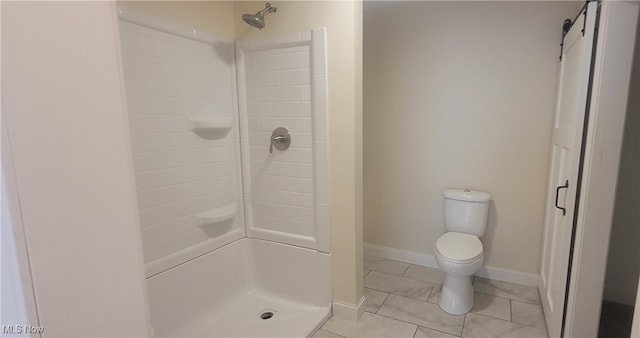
[633,276,640,337]
[563,1,639,337]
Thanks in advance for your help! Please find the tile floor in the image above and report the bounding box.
[313,255,548,338]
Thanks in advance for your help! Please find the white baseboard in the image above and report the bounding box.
[364,242,436,267]
[603,285,638,305]
[476,265,539,287]
[332,295,366,321]
[363,243,539,287]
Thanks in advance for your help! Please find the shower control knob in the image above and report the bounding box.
[269,127,291,153]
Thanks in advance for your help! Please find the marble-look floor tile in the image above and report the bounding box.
[473,277,541,305]
[427,284,441,304]
[363,288,388,313]
[403,264,444,284]
[511,300,546,329]
[471,293,511,321]
[364,256,410,275]
[462,313,548,338]
[365,271,434,301]
[377,294,465,336]
[313,329,346,338]
[414,326,460,338]
[321,312,416,338]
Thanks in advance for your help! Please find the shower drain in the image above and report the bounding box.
[259,311,274,320]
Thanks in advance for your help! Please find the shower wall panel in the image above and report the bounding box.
[118,8,244,276]
[246,46,315,238]
[237,30,329,252]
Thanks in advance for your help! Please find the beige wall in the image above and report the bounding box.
[2,2,150,335]
[363,1,579,274]
[234,1,364,309]
[603,20,640,305]
[119,1,235,39]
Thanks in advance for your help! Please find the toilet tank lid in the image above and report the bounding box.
[444,189,491,202]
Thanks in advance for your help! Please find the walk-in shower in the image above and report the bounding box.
[117,5,330,337]
[242,3,277,30]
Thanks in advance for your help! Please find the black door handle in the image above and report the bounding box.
[555,180,569,216]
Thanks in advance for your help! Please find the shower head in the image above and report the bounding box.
[242,3,277,30]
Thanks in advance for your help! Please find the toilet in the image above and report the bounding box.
[435,189,491,315]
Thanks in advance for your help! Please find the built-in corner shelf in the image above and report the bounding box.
[196,203,237,225]
[189,117,232,139]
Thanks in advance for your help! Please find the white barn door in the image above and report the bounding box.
[539,2,597,338]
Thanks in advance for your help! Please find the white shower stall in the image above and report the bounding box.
[117,7,330,337]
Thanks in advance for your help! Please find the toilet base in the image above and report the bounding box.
[439,275,474,315]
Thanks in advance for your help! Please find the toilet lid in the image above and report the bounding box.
[436,232,483,263]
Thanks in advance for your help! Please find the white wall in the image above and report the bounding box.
[603,19,640,305]
[364,1,579,275]
[2,2,149,336]
[118,16,244,275]
[1,120,40,336]
[234,1,364,319]
[244,45,316,241]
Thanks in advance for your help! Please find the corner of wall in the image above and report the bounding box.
[118,1,236,39]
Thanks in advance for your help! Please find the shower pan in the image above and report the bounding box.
[117,6,330,337]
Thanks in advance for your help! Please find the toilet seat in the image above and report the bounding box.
[436,232,483,264]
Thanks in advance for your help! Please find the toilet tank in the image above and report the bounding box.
[444,189,492,236]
